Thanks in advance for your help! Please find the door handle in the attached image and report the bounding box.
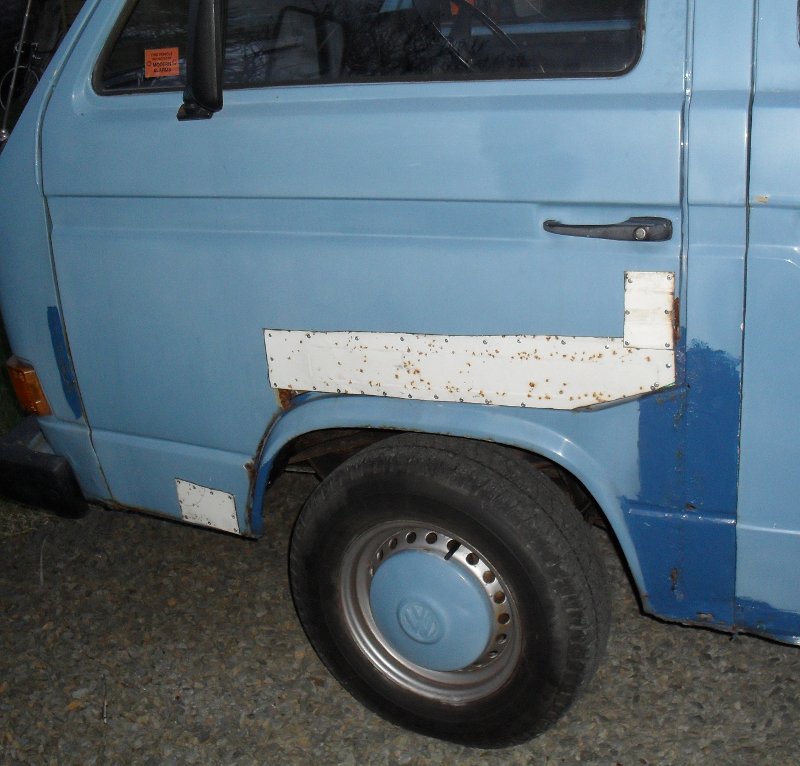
[543,216,673,242]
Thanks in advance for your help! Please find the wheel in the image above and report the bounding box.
[289,433,610,747]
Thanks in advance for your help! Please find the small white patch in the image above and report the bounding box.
[264,271,676,410]
[623,271,675,350]
[176,479,239,534]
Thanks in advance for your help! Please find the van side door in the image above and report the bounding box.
[41,0,687,534]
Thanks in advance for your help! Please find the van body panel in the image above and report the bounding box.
[40,3,690,539]
[2,0,799,644]
[737,1,800,624]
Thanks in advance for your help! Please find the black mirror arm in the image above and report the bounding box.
[178,0,226,120]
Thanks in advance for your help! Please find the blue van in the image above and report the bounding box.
[0,0,798,747]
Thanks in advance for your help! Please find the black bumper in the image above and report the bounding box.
[0,416,89,517]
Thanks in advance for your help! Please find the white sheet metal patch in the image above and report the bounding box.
[623,271,675,350]
[265,271,676,410]
[176,479,240,534]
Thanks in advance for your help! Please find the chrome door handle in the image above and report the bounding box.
[543,216,673,242]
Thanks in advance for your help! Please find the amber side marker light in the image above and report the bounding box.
[6,356,51,416]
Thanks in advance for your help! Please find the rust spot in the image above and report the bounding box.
[670,567,680,593]
[672,296,681,346]
[277,388,300,410]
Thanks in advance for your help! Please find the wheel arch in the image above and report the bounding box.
[249,393,647,597]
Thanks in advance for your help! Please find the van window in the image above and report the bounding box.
[98,0,644,93]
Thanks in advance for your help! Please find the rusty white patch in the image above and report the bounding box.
[264,271,676,410]
[176,479,239,534]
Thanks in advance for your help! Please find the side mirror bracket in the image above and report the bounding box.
[177,0,226,120]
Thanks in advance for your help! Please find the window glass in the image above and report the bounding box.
[99,0,645,92]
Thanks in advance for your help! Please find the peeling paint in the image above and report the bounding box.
[264,271,676,410]
[176,479,239,534]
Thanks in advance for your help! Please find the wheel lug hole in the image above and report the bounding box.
[425,532,438,544]
[498,613,510,625]
[496,633,507,644]
[405,532,416,544]
[493,592,506,604]
[482,571,495,584]
[376,548,384,561]
[389,538,398,550]
[466,552,479,566]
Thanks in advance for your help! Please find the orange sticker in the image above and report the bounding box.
[450,0,474,14]
[144,47,180,78]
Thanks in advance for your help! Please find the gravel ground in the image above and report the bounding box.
[1,473,798,765]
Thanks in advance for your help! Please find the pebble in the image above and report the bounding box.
[1,473,799,765]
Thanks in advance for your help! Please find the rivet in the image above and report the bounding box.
[634,227,647,241]
[665,343,671,348]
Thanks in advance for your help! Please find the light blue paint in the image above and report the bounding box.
[737,0,800,617]
[0,0,109,500]
[37,0,687,545]
[37,417,110,501]
[6,0,800,646]
[249,392,648,592]
[370,550,493,671]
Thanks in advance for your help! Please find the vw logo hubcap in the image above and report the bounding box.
[398,599,443,644]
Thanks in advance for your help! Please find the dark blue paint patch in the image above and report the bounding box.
[737,598,800,645]
[625,501,735,626]
[638,341,740,515]
[633,341,741,626]
[47,306,83,419]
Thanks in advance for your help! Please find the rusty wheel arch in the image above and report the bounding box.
[271,428,606,529]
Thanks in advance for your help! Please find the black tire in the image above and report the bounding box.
[289,433,610,748]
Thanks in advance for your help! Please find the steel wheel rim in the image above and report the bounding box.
[339,519,522,704]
